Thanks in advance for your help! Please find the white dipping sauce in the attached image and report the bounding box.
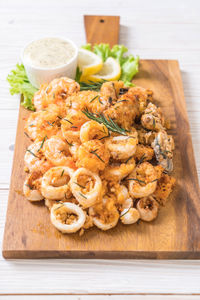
[23,37,76,68]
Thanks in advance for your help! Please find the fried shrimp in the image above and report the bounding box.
[126,86,153,113]
[76,140,110,172]
[80,121,109,143]
[23,172,43,201]
[61,109,88,143]
[128,162,157,198]
[152,130,174,172]
[103,162,135,181]
[137,196,159,222]
[43,136,71,166]
[105,131,138,160]
[41,166,74,200]
[33,77,80,111]
[25,142,53,174]
[89,197,119,231]
[51,202,85,233]
[24,104,60,141]
[70,168,102,208]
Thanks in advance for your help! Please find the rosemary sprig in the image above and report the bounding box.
[47,121,55,126]
[127,178,145,184]
[98,96,103,104]
[61,169,65,177]
[25,183,33,190]
[65,139,73,147]
[82,108,128,136]
[26,149,38,158]
[54,204,64,211]
[90,149,105,163]
[153,118,156,128]
[79,192,87,199]
[74,182,85,189]
[125,155,134,163]
[79,80,107,91]
[24,132,30,139]
[151,179,158,183]
[116,99,129,104]
[63,118,73,124]
[137,154,146,165]
[71,126,78,129]
[89,95,99,103]
[120,208,130,218]
[37,135,47,152]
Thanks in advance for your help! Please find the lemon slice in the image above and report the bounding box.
[87,57,121,82]
[78,48,103,80]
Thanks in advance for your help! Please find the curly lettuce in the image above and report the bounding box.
[7,64,37,111]
[81,43,139,86]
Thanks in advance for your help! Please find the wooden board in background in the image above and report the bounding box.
[2,16,200,259]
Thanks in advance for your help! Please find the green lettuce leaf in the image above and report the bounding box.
[7,64,37,110]
[93,43,111,62]
[81,43,92,51]
[120,55,139,83]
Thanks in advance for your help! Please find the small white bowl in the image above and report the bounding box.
[21,37,78,88]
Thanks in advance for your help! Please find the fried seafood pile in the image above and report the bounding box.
[24,77,176,235]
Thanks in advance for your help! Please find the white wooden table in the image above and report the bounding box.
[0,0,200,298]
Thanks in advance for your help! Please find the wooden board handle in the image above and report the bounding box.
[84,15,120,47]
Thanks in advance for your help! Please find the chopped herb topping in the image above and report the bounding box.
[65,139,74,147]
[24,132,30,138]
[89,95,99,103]
[26,149,38,158]
[47,121,55,126]
[37,135,47,152]
[90,149,105,163]
[127,178,145,184]
[61,169,65,177]
[79,192,87,199]
[74,182,85,189]
[63,118,73,124]
[25,183,33,190]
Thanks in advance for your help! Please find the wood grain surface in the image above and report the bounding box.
[84,15,120,46]
[2,59,200,259]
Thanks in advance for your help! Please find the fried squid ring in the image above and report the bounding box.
[41,166,74,200]
[51,202,85,233]
[89,198,119,231]
[105,132,138,160]
[70,167,102,208]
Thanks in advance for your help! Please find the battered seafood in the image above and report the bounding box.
[23,77,176,234]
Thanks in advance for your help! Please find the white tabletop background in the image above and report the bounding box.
[0,0,200,298]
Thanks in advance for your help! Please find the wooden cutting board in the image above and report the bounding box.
[3,16,200,259]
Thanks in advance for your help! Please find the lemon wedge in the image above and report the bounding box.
[78,48,103,80]
[87,57,121,82]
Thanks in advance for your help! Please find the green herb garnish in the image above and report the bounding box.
[61,169,65,177]
[63,118,73,124]
[79,192,87,199]
[82,108,128,136]
[74,182,85,189]
[65,139,73,147]
[90,149,105,163]
[89,95,99,103]
[127,178,145,184]
[26,149,38,158]
[37,135,47,152]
